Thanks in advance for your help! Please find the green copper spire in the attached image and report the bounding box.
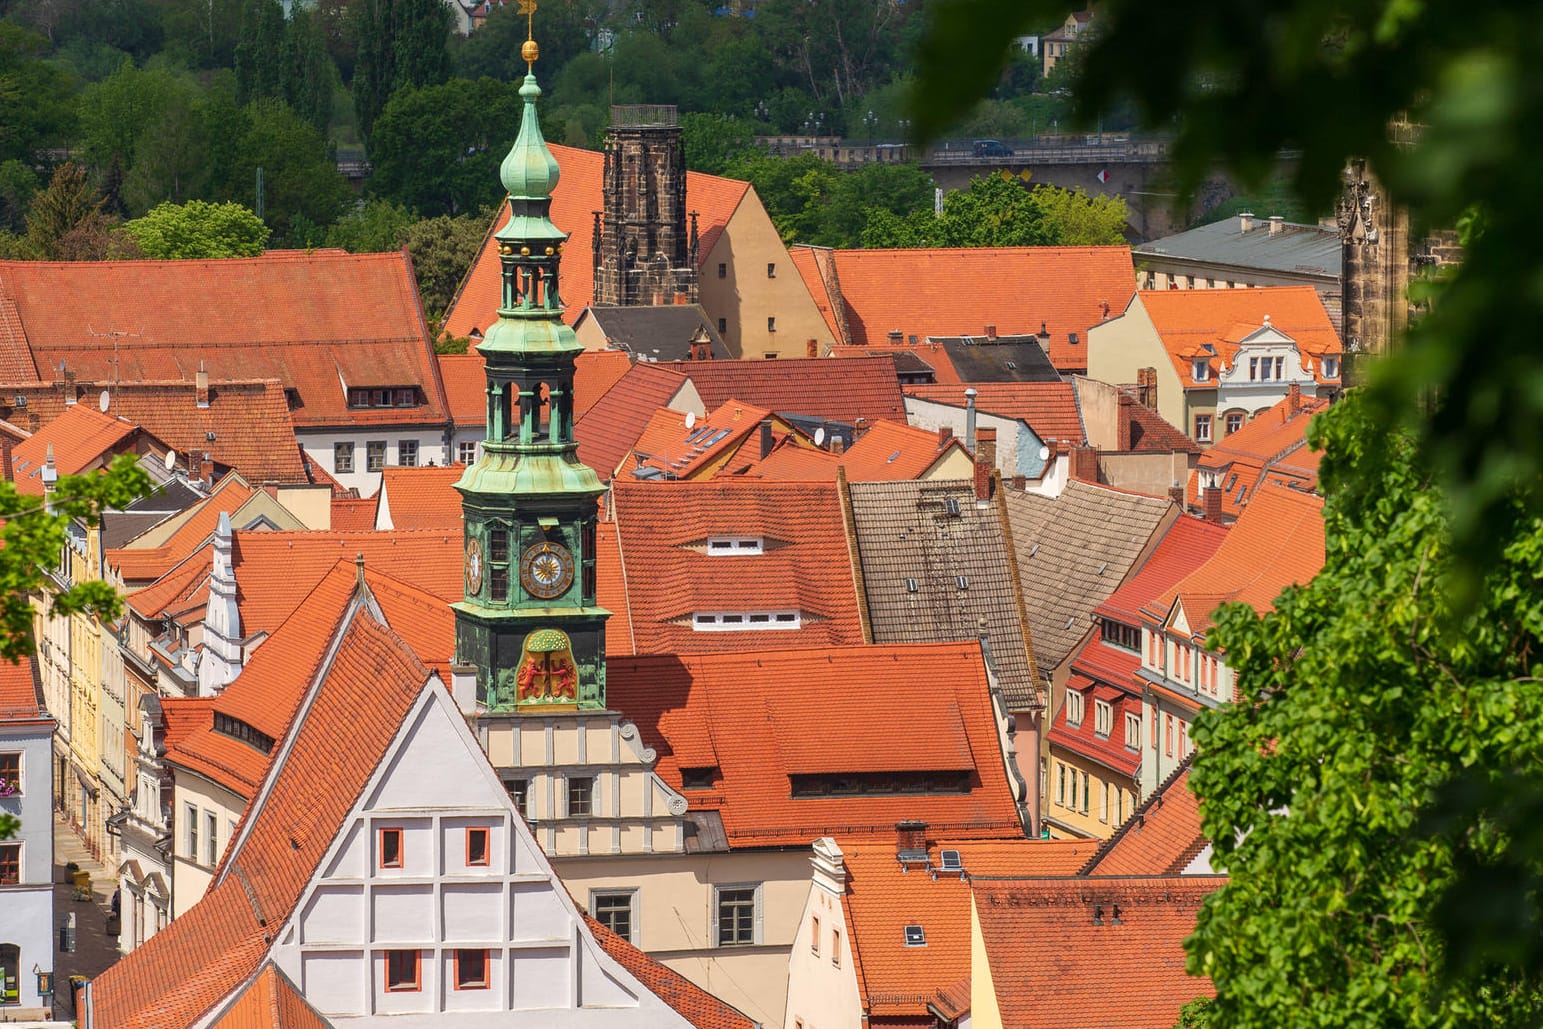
[500,75,560,202]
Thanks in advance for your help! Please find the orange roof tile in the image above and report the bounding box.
[607,478,866,655]
[0,655,45,723]
[907,381,1086,444]
[1139,286,1342,388]
[584,916,757,1029]
[595,519,633,656]
[328,496,375,530]
[574,362,691,478]
[10,405,141,492]
[1146,481,1324,634]
[436,353,486,425]
[973,875,1221,1029]
[107,478,256,584]
[725,436,844,481]
[620,399,772,481]
[1192,392,1328,516]
[0,252,448,430]
[1119,394,1201,453]
[1080,762,1205,876]
[208,963,333,1029]
[1096,516,1230,628]
[790,245,1135,371]
[826,342,963,383]
[609,641,1024,847]
[671,356,906,424]
[378,465,465,529]
[837,836,1097,1018]
[835,420,969,481]
[575,349,634,415]
[444,144,750,338]
[1048,669,1143,776]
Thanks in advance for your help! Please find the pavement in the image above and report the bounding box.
[48,814,120,1021]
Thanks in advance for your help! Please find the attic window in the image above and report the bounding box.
[1193,360,1210,382]
[348,387,420,409]
[904,578,919,593]
[944,497,962,517]
[213,713,275,754]
[903,925,927,947]
[681,767,720,789]
[955,575,969,590]
[792,772,971,797]
[693,611,800,631]
[938,849,963,872]
[707,536,764,555]
[283,387,301,408]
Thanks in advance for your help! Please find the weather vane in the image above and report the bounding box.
[519,0,539,71]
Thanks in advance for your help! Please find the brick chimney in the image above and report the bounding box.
[1239,211,1254,233]
[973,428,997,500]
[937,425,953,447]
[888,329,903,345]
[200,453,216,484]
[1203,486,1223,522]
[896,820,928,857]
[1136,367,1158,411]
[759,420,774,460]
[0,434,13,482]
[806,338,819,359]
[1069,445,1100,483]
[831,435,845,455]
[985,324,997,341]
[853,417,869,441]
[196,363,210,408]
[1117,394,1134,450]
[1268,215,1284,236]
[1287,381,1301,416]
[1167,483,1185,506]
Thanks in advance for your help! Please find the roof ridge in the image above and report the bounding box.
[1078,754,1195,875]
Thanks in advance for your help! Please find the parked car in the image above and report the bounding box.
[973,139,1013,157]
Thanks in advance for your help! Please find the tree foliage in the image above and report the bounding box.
[351,0,452,140]
[862,174,1127,248]
[680,113,756,176]
[123,199,269,258]
[400,208,493,326]
[724,152,934,248]
[368,77,517,216]
[0,21,75,163]
[21,162,139,260]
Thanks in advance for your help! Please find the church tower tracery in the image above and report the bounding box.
[593,105,700,307]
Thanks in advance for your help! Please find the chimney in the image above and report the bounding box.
[651,291,668,306]
[1287,381,1301,416]
[937,425,953,447]
[964,387,978,450]
[1268,215,1284,235]
[196,363,210,408]
[1167,483,1185,506]
[1203,486,1224,522]
[1010,473,1026,490]
[200,453,216,485]
[974,427,997,501]
[896,820,928,857]
[806,338,819,359]
[1239,211,1254,233]
[1069,445,1100,483]
[852,417,869,441]
[1100,300,1111,320]
[674,292,689,305]
[985,324,997,341]
[1117,394,1134,450]
[41,443,57,493]
[831,435,845,455]
[0,435,11,482]
[1136,367,1158,411]
[888,329,903,345]
[759,419,774,460]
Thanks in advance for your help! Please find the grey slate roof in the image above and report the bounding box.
[580,303,730,361]
[1133,217,1341,280]
[1003,480,1175,670]
[847,479,1041,710]
[933,336,1063,383]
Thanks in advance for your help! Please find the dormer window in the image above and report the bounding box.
[1094,699,1113,737]
[693,611,800,630]
[1066,689,1085,726]
[1101,619,1140,652]
[707,536,764,555]
[348,387,420,409]
[1323,356,1340,379]
[1192,360,1210,382]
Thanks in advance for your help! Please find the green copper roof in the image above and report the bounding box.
[500,74,560,201]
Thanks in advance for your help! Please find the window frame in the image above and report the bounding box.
[465,826,490,867]
[1225,411,1244,436]
[366,440,387,473]
[1125,712,1141,750]
[714,883,761,948]
[385,949,421,992]
[457,441,478,466]
[205,809,218,867]
[453,948,490,991]
[0,841,19,885]
[505,777,530,818]
[1093,699,1113,738]
[831,928,841,967]
[591,888,639,944]
[1194,414,1213,443]
[1065,689,1085,726]
[398,439,419,468]
[1192,359,1209,382]
[185,802,199,859]
[0,751,19,796]
[567,776,594,818]
[810,915,821,955]
[378,826,404,869]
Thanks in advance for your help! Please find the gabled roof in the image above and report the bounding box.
[670,356,907,424]
[973,875,1221,1029]
[444,143,751,338]
[1048,669,1142,776]
[575,349,635,416]
[907,381,1086,445]
[106,477,258,584]
[327,496,375,530]
[608,641,1024,847]
[606,478,865,655]
[836,420,971,481]
[1080,760,1206,876]
[1004,481,1176,669]
[0,655,45,723]
[837,836,1097,1019]
[723,436,844,480]
[376,464,464,529]
[1192,392,1329,517]
[1134,215,1340,279]
[1139,286,1342,388]
[10,404,142,492]
[577,304,730,361]
[827,342,961,384]
[584,916,756,1029]
[934,336,1064,383]
[1,380,310,484]
[1144,481,1324,635]
[208,963,333,1029]
[620,399,774,482]
[575,362,693,478]
[0,251,448,430]
[789,245,1136,372]
[436,353,487,426]
[848,479,1041,709]
[1119,393,1201,453]
[1096,516,1230,629]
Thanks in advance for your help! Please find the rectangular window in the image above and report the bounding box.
[1274,356,1285,379]
[454,949,489,990]
[466,827,490,867]
[1102,620,1140,652]
[718,263,726,279]
[186,802,198,859]
[1094,700,1113,737]
[489,529,509,602]
[716,886,759,947]
[567,776,593,817]
[506,778,529,818]
[1056,762,1066,805]
[1165,714,1175,757]
[379,826,403,869]
[1324,357,1340,379]
[366,441,387,473]
[1192,360,1209,382]
[1225,412,1243,436]
[385,950,420,992]
[348,388,371,408]
[832,929,841,967]
[205,810,218,867]
[593,890,636,943]
[1081,771,1090,814]
[334,442,355,474]
[1152,709,1159,749]
[1180,719,1190,757]
[718,317,727,333]
[394,388,417,408]
[1065,690,1084,726]
[1100,781,1109,823]
[0,842,18,885]
[811,916,821,955]
[0,752,18,795]
[767,316,776,332]
[1125,712,1141,750]
[398,440,418,467]
[458,441,477,465]
[1194,414,1212,443]
[1249,357,1259,381]
[767,262,777,278]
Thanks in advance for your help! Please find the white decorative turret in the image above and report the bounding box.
[196,511,244,696]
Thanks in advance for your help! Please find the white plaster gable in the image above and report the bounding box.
[1168,600,1191,637]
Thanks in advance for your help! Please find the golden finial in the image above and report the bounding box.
[519,0,539,70]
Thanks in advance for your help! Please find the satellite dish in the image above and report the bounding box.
[99,390,110,413]
[1038,445,1050,460]
[814,427,827,447]
[685,411,697,431]
[163,449,177,471]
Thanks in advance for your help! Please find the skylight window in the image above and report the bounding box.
[703,429,732,446]
[938,850,962,872]
[707,536,764,555]
[903,925,927,947]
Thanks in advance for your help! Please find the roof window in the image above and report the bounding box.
[693,611,800,631]
[903,925,927,947]
[707,536,764,555]
[937,849,963,872]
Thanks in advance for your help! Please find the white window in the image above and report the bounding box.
[715,884,762,947]
[205,810,218,866]
[1324,356,1340,379]
[398,439,419,467]
[1274,356,1285,379]
[692,611,800,631]
[1065,689,1085,726]
[1192,360,1209,382]
[0,751,20,796]
[458,441,478,465]
[1124,712,1141,750]
[1194,414,1212,443]
[185,802,198,859]
[1249,357,1259,381]
[334,442,355,474]
[1094,699,1113,737]
[592,889,638,943]
[366,441,387,473]
[706,536,764,555]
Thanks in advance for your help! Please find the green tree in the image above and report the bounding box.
[351,0,453,139]
[22,162,128,260]
[218,99,351,245]
[123,99,212,212]
[277,9,338,133]
[78,59,202,176]
[326,196,417,252]
[862,173,1052,247]
[401,209,492,326]
[234,0,285,104]
[681,113,757,175]
[123,199,270,258]
[1033,185,1127,244]
[1174,998,1213,1029]
[452,0,599,83]
[0,22,77,164]
[0,160,39,234]
[367,78,517,217]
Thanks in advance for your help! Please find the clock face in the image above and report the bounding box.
[520,540,574,599]
[465,536,484,595]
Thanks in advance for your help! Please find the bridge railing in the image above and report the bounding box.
[925,139,1171,165]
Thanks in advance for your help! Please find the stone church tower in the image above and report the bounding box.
[592,105,699,306]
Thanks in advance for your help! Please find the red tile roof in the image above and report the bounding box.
[836,420,968,481]
[837,836,1097,1019]
[1145,482,1323,635]
[584,916,757,1029]
[575,349,635,416]
[973,875,1220,1029]
[10,405,141,492]
[328,496,375,530]
[208,963,334,1029]
[669,356,906,424]
[0,655,45,723]
[1119,394,1201,453]
[377,465,465,529]
[724,436,844,480]
[574,362,691,478]
[1096,516,1230,629]
[107,478,257,584]
[608,641,1024,847]
[444,144,750,338]
[790,245,1136,371]
[606,478,866,656]
[827,342,962,384]
[619,399,773,482]
[1080,762,1205,876]
[1139,286,1341,389]
[436,353,487,426]
[1047,671,1142,776]
[906,382,1085,444]
[0,252,447,430]
[1191,393,1329,516]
